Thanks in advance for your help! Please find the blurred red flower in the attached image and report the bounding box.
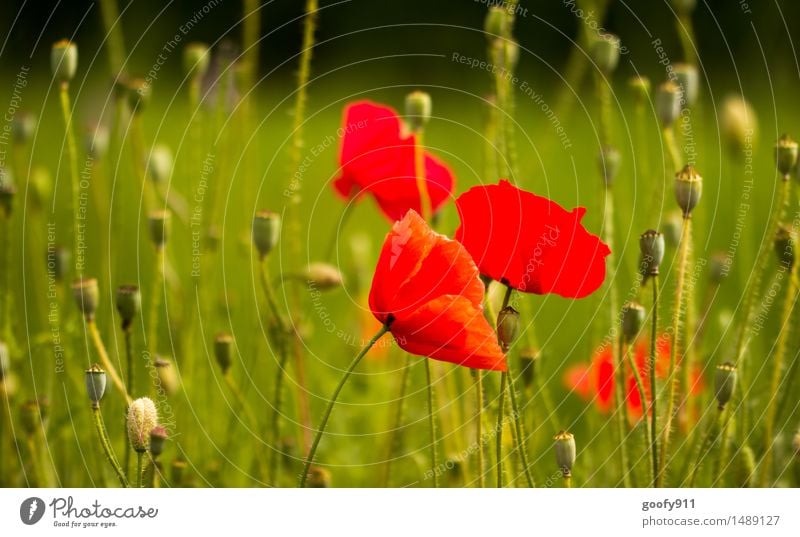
[369,210,506,371]
[333,101,455,222]
[454,180,610,298]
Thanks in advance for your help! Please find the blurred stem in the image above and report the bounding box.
[299,325,389,487]
[663,127,682,173]
[625,341,652,485]
[130,114,157,211]
[494,285,512,487]
[379,353,412,487]
[267,333,290,486]
[657,216,692,487]
[92,406,128,487]
[676,13,698,66]
[324,202,353,262]
[98,0,126,74]
[223,372,269,481]
[242,0,261,88]
[761,259,798,486]
[87,320,130,404]
[474,369,485,488]
[686,406,723,487]
[59,84,82,279]
[147,247,164,359]
[615,337,633,488]
[648,275,660,487]
[413,131,431,222]
[1,217,11,344]
[123,326,134,479]
[136,451,144,488]
[424,358,439,488]
[564,475,572,488]
[506,369,535,487]
[712,408,736,486]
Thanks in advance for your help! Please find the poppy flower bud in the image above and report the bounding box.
[20,400,42,436]
[150,425,168,457]
[127,78,151,113]
[85,122,109,160]
[72,278,99,321]
[674,63,699,108]
[12,112,37,145]
[148,210,170,250]
[85,364,107,408]
[714,362,737,410]
[670,0,696,14]
[127,397,158,453]
[553,430,576,477]
[775,134,798,178]
[183,42,210,78]
[597,145,621,187]
[655,81,682,127]
[0,340,9,379]
[775,224,795,268]
[154,356,179,396]
[639,230,665,277]
[306,466,331,488]
[675,164,702,216]
[496,306,520,352]
[720,95,757,155]
[0,168,15,217]
[51,40,78,84]
[252,211,281,258]
[518,347,539,389]
[484,6,512,37]
[629,75,651,102]
[405,91,432,133]
[214,333,234,374]
[621,302,646,343]
[148,144,173,185]
[591,33,621,74]
[47,246,70,283]
[709,252,731,284]
[116,285,141,331]
[304,263,344,290]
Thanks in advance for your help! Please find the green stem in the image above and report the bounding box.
[615,338,633,488]
[147,248,164,360]
[506,370,535,487]
[88,320,130,403]
[685,407,722,487]
[424,358,440,488]
[92,406,128,487]
[676,13,698,66]
[299,325,388,487]
[267,335,290,486]
[663,127,682,173]
[625,342,653,486]
[379,353,412,487]
[495,372,507,488]
[59,85,82,279]
[474,370,485,487]
[649,275,660,486]
[98,0,126,74]
[136,451,144,488]
[123,327,134,479]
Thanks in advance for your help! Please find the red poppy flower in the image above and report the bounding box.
[333,101,455,222]
[454,180,610,298]
[369,210,506,371]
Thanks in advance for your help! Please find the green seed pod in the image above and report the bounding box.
[709,252,731,284]
[183,42,211,78]
[127,397,158,453]
[597,145,621,187]
[591,33,621,74]
[732,443,756,487]
[51,40,78,84]
[85,363,107,408]
[674,63,699,107]
[47,246,70,282]
[662,210,683,248]
[670,0,696,15]
[148,210,170,250]
[655,81,682,127]
[127,78,151,113]
[629,75,651,103]
[116,285,141,331]
[19,400,42,436]
[639,230,665,277]
[149,425,168,457]
[0,167,16,218]
[306,466,332,488]
[518,347,539,390]
[484,6,513,37]
[154,356,179,397]
[303,262,345,291]
[496,306,520,352]
[29,166,53,211]
[72,278,99,321]
[775,134,799,178]
[720,95,758,155]
[85,122,109,160]
[553,430,576,477]
[214,333,234,374]
[714,362,737,410]
[675,164,702,216]
[774,224,795,269]
[621,302,646,343]
[12,111,37,145]
[148,144,174,185]
[405,91,432,133]
[0,340,9,379]
[252,211,281,258]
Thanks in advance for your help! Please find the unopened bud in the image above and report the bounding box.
[554,430,576,477]
[183,42,211,78]
[51,40,78,84]
[148,210,170,249]
[720,95,758,155]
[714,362,737,410]
[127,397,158,452]
[306,466,331,488]
[214,333,234,374]
[252,211,281,258]
[85,364,107,408]
[621,302,646,343]
[639,230,665,277]
[405,91,432,133]
[775,134,798,178]
[154,356,179,396]
[656,81,682,127]
[29,166,53,211]
[496,306,520,352]
[305,263,344,290]
[148,144,174,185]
[775,224,795,269]
[150,425,168,457]
[47,246,70,283]
[629,76,651,102]
[709,252,731,284]
[127,78,151,113]
[116,285,141,331]
[12,112,37,145]
[85,122,109,160]
[674,63,699,107]
[675,164,702,216]
[591,33,621,74]
[72,278,99,321]
[597,145,621,187]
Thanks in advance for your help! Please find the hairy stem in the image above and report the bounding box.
[649,275,660,486]
[424,358,440,488]
[93,406,128,487]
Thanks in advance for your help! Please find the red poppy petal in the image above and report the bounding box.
[424,152,455,213]
[389,295,506,371]
[455,180,610,298]
[564,364,592,399]
[594,350,614,411]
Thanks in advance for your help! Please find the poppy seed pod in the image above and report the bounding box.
[655,81,682,127]
[214,333,234,374]
[12,112,37,145]
[148,210,170,249]
[0,169,15,217]
[306,466,332,488]
[85,364,107,408]
[591,33,621,74]
[127,397,158,452]
[639,230,665,277]
[714,362,737,410]
[629,75,651,102]
[775,134,798,178]
[496,306,520,352]
[720,95,758,155]
[484,6,513,38]
[709,252,731,284]
[252,211,281,258]
[149,425,168,457]
[116,285,141,330]
[621,302,646,343]
[304,263,344,291]
[148,144,174,185]
[674,63,699,108]
[51,40,78,84]
[675,164,702,216]
[47,246,70,282]
[553,430,576,477]
[0,340,9,379]
[154,356,179,396]
[72,278,99,321]
[85,122,109,160]
[774,225,795,268]
[183,42,210,78]
[404,91,432,133]
[127,78,151,113]
[597,145,621,187]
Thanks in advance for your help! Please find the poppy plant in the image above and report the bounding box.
[455,180,610,298]
[333,100,455,222]
[300,210,505,486]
